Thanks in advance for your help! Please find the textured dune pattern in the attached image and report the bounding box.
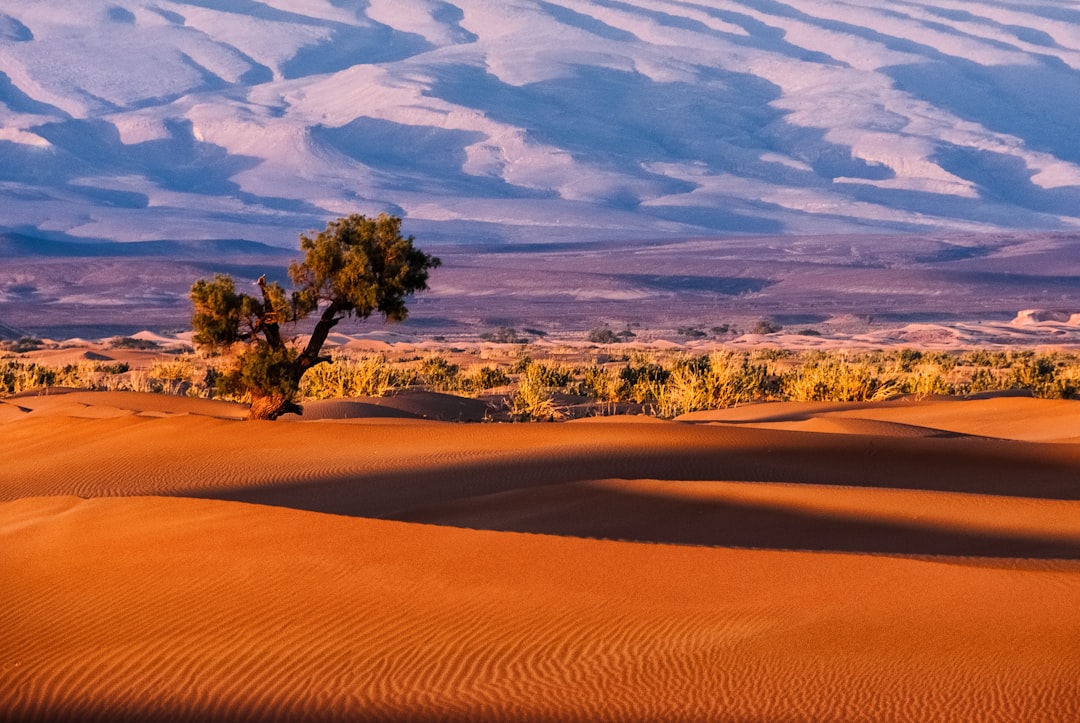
[2,0,1080,244]
[3,390,1080,721]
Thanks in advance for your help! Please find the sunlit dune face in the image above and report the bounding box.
[2,390,1079,721]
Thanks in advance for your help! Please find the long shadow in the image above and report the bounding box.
[397,481,1080,559]
[187,428,1080,558]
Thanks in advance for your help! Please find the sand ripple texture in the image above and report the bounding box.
[3,391,1080,721]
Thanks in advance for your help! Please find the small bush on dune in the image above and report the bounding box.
[509,362,562,421]
[1008,354,1077,399]
[618,355,670,403]
[587,327,619,344]
[300,354,401,399]
[657,351,767,416]
[751,319,783,335]
[580,364,621,402]
[782,353,900,402]
[418,355,460,391]
[458,365,511,393]
[1,337,44,353]
[108,336,159,350]
[0,359,56,394]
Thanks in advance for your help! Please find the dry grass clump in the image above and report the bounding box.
[299,354,404,399]
[656,352,767,416]
[781,353,901,402]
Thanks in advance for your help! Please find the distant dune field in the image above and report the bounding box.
[2,389,1079,721]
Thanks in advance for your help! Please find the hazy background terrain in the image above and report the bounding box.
[2,0,1080,338]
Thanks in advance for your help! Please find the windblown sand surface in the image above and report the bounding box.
[3,390,1079,721]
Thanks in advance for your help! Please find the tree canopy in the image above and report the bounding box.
[190,213,440,419]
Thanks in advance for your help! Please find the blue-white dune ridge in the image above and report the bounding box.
[2,0,1080,247]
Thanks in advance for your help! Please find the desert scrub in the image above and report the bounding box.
[617,354,670,403]
[0,359,57,395]
[898,360,955,397]
[417,355,460,391]
[579,364,622,402]
[781,353,901,402]
[657,351,768,416]
[147,356,197,395]
[1007,354,1077,399]
[300,354,403,399]
[457,365,511,394]
[509,361,563,421]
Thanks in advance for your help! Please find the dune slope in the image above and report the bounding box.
[2,391,1079,721]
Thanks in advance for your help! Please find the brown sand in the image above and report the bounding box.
[2,391,1079,721]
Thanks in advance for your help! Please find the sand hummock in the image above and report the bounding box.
[2,390,1079,721]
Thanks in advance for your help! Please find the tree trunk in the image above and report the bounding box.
[248,390,303,421]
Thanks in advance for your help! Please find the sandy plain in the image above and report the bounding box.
[2,383,1079,722]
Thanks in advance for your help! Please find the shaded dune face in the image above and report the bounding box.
[2,392,1080,721]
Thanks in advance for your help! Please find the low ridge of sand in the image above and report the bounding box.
[3,390,1079,721]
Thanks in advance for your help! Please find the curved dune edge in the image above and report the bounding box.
[3,495,1079,722]
[2,392,1080,720]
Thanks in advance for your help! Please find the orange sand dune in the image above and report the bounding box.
[2,391,1080,721]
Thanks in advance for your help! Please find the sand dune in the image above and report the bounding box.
[2,391,1079,721]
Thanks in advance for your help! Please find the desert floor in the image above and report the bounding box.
[2,388,1079,721]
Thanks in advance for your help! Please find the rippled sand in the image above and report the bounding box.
[3,390,1079,721]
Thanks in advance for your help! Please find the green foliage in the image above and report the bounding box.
[1008,354,1076,399]
[618,356,670,403]
[216,343,299,402]
[418,355,460,391]
[189,214,439,418]
[190,274,248,353]
[289,213,440,323]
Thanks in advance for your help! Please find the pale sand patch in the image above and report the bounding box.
[2,392,1079,720]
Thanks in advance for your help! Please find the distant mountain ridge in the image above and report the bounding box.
[0,233,288,258]
[1,0,1080,248]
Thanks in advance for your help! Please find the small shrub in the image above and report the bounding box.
[300,354,400,399]
[587,327,619,344]
[782,354,899,402]
[657,351,766,416]
[751,319,783,335]
[108,336,160,350]
[418,355,460,391]
[480,327,527,344]
[0,359,56,394]
[509,362,562,421]
[458,365,511,393]
[677,326,707,339]
[618,356,670,403]
[580,364,621,402]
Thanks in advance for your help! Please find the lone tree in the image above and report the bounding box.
[190,213,440,420]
